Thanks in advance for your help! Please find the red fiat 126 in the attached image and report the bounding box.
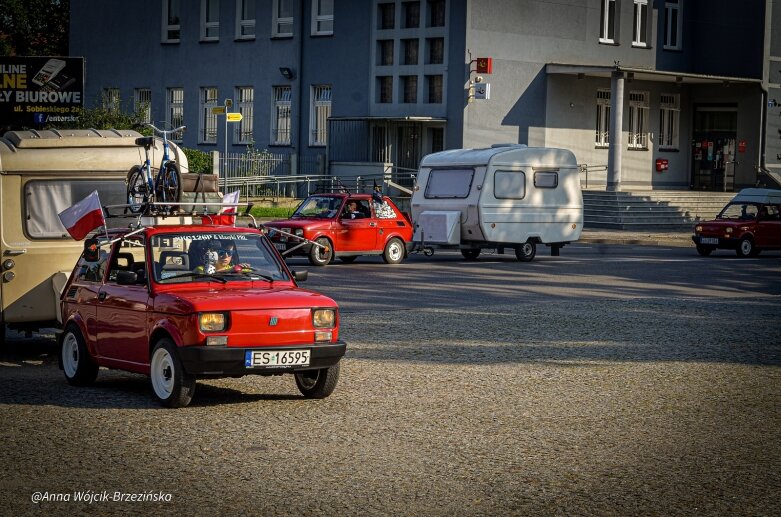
[264,192,413,266]
[59,222,345,407]
[692,188,781,257]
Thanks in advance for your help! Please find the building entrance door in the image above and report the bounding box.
[691,107,737,191]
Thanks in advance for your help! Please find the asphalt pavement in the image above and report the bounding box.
[579,228,693,248]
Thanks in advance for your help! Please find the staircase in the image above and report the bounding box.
[583,190,735,230]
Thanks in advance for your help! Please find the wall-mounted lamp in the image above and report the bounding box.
[279,67,295,80]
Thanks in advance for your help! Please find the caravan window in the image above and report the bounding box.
[534,171,559,188]
[494,171,526,199]
[24,179,126,239]
[425,169,474,199]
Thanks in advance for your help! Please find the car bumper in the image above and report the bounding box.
[178,341,346,376]
[271,240,312,257]
[692,235,740,249]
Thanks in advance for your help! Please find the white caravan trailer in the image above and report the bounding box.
[411,144,583,261]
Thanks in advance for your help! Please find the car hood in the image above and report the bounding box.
[264,218,332,231]
[154,285,337,314]
[697,219,752,232]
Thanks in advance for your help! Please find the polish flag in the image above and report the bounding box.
[220,190,241,214]
[57,190,106,240]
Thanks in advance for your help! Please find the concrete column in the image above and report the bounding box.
[607,71,624,191]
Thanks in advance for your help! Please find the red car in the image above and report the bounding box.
[58,223,345,407]
[692,188,781,257]
[264,192,414,266]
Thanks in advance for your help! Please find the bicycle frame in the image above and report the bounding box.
[127,124,186,212]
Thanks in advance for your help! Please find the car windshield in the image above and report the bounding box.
[150,232,289,284]
[292,196,343,218]
[717,202,759,220]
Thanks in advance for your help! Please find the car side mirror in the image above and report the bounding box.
[116,270,138,285]
[83,238,100,262]
[292,270,308,282]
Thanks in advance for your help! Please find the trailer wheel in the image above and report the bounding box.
[515,241,536,262]
[461,249,480,261]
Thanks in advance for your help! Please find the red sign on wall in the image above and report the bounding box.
[475,57,493,74]
[738,140,747,153]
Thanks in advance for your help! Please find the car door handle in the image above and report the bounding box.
[369,222,377,227]
[98,292,107,301]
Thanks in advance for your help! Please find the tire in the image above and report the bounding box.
[308,237,333,267]
[515,241,537,262]
[150,338,195,408]
[736,237,755,258]
[461,249,481,261]
[339,256,358,263]
[61,326,99,387]
[295,363,340,399]
[696,245,713,257]
[156,162,182,208]
[126,165,149,214]
[382,238,405,264]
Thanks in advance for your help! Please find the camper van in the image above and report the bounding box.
[411,145,583,261]
[0,129,188,343]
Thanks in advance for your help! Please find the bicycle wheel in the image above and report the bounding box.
[156,162,182,210]
[126,165,149,214]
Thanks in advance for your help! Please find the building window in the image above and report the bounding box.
[271,86,292,145]
[378,40,394,66]
[426,75,442,103]
[659,93,680,150]
[664,0,681,50]
[201,0,220,41]
[429,127,444,153]
[427,0,445,27]
[311,0,334,35]
[167,88,184,142]
[200,87,219,144]
[632,0,648,47]
[599,0,616,43]
[273,0,294,37]
[310,85,331,146]
[401,76,417,103]
[101,88,120,112]
[134,89,152,123]
[427,37,444,64]
[628,91,649,149]
[377,76,392,103]
[236,0,255,39]
[162,0,181,42]
[402,39,419,65]
[378,3,395,29]
[403,1,420,28]
[235,86,254,144]
[595,89,610,148]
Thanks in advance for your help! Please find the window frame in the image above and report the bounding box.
[309,85,331,147]
[659,93,680,151]
[167,87,185,143]
[425,168,475,199]
[235,0,256,40]
[200,87,219,145]
[377,2,395,30]
[494,170,527,200]
[102,88,120,112]
[201,0,220,41]
[377,76,393,104]
[311,0,334,36]
[426,74,443,104]
[628,91,650,150]
[599,0,616,44]
[595,89,611,148]
[401,75,418,104]
[134,88,152,124]
[272,0,294,38]
[632,0,648,48]
[271,86,292,146]
[402,1,420,28]
[162,0,181,43]
[663,0,682,50]
[235,86,255,144]
[534,171,559,189]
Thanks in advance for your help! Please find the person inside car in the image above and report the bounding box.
[343,200,365,219]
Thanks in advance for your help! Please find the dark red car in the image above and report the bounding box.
[264,193,414,266]
[58,223,345,407]
[692,188,781,257]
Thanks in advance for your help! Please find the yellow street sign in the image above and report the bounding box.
[226,112,243,122]
[211,106,226,115]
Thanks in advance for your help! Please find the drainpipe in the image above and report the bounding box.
[293,0,305,197]
[607,69,625,191]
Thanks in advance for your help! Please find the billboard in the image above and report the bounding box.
[0,56,84,128]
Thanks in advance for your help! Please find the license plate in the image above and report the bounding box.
[699,237,718,245]
[245,349,310,368]
[274,243,287,251]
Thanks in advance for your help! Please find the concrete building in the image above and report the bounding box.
[70,0,777,191]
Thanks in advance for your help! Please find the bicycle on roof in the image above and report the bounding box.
[126,123,186,214]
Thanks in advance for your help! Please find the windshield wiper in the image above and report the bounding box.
[224,270,275,282]
[164,272,228,283]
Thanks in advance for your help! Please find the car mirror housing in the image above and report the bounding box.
[292,270,308,282]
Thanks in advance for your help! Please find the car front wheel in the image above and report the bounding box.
[61,326,99,386]
[696,245,713,256]
[295,363,340,399]
[150,338,196,408]
[383,238,405,264]
[309,237,333,266]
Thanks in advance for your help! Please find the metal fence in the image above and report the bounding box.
[218,151,327,198]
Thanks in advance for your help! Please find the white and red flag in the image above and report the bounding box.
[57,190,106,240]
[220,190,241,214]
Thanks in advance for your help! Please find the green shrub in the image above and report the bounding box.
[183,148,212,174]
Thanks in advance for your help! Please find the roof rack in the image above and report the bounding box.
[101,201,259,229]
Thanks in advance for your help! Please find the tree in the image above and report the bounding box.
[0,0,69,56]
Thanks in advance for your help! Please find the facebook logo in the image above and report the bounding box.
[34,113,47,124]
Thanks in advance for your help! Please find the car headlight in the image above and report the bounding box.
[199,312,227,332]
[312,308,336,328]
[695,225,702,232]
[295,229,304,237]
[725,227,733,234]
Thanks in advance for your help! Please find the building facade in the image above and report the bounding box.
[70,0,775,191]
